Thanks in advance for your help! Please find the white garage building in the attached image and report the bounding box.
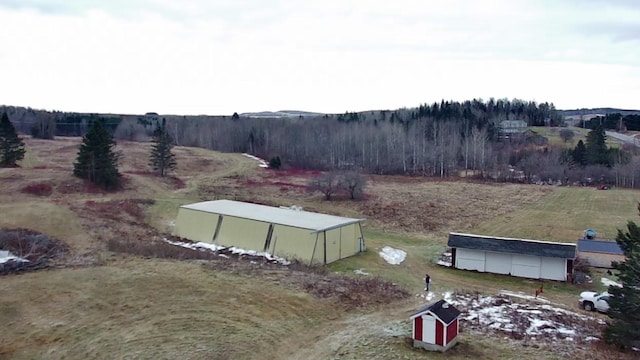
[447,233,576,281]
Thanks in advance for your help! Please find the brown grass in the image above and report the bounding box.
[1,136,638,359]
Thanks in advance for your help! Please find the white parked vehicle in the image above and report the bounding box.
[579,291,611,312]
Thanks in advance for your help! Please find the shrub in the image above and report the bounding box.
[21,183,53,196]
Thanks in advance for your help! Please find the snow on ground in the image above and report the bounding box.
[437,251,452,267]
[499,289,551,303]
[443,291,606,341]
[378,246,406,265]
[164,238,291,265]
[601,277,622,288]
[417,291,436,301]
[0,250,29,264]
[242,153,269,168]
[353,269,370,275]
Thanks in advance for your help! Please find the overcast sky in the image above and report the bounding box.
[1,0,638,115]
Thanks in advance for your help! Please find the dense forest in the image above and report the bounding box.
[2,98,639,188]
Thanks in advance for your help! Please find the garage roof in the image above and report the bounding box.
[181,200,365,232]
[577,239,623,255]
[448,232,576,259]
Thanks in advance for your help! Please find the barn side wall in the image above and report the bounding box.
[455,248,485,272]
[511,254,541,278]
[270,225,317,263]
[216,216,270,250]
[339,224,361,260]
[579,252,625,269]
[325,228,342,264]
[540,257,567,281]
[454,247,570,281]
[174,209,219,243]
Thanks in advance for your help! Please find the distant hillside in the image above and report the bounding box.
[240,110,324,118]
[561,108,640,117]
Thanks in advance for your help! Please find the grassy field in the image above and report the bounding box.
[1,137,638,359]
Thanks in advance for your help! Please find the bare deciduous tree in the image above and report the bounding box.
[339,171,367,200]
[307,172,340,200]
[559,128,575,143]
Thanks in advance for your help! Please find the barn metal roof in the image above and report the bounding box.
[410,300,461,325]
[447,232,576,259]
[577,239,624,255]
[180,200,365,232]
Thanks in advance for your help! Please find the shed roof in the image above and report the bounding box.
[411,300,460,325]
[447,232,576,259]
[180,200,365,232]
[577,239,623,255]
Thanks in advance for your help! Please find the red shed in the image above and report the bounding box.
[410,300,461,352]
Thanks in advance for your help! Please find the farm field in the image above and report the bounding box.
[1,137,639,359]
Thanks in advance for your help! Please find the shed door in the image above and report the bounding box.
[455,248,485,272]
[540,257,566,281]
[421,315,436,344]
[511,254,541,279]
[324,229,341,264]
[485,252,512,275]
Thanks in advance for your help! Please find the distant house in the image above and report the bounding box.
[577,239,624,268]
[447,232,576,281]
[499,120,528,137]
[410,300,461,352]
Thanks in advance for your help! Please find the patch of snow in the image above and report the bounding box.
[443,291,453,301]
[499,290,551,303]
[601,277,623,288]
[0,250,29,264]
[378,246,406,265]
[353,269,369,275]
[416,292,435,301]
[163,238,291,265]
[451,292,604,341]
[585,336,599,342]
[242,153,269,168]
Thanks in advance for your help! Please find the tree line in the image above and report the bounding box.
[3,98,640,188]
[0,110,175,189]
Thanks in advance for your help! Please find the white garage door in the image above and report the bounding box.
[511,254,541,279]
[540,257,566,281]
[456,248,485,272]
[485,252,512,275]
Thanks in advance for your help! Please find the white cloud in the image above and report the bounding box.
[0,0,639,114]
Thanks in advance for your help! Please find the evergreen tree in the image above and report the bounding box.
[0,112,26,167]
[585,125,611,166]
[73,120,121,189]
[572,140,587,166]
[149,119,176,177]
[269,156,281,169]
[603,204,640,349]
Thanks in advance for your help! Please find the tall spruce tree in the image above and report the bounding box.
[149,119,176,177]
[572,140,587,167]
[73,120,121,189]
[603,204,640,349]
[0,112,26,167]
[584,125,611,166]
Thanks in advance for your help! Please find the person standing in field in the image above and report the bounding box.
[424,273,431,291]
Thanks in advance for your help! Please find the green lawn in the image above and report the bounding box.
[470,186,639,242]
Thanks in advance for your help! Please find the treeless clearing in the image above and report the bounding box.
[1,137,638,359]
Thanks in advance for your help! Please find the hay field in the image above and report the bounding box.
[1,136,638,359]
